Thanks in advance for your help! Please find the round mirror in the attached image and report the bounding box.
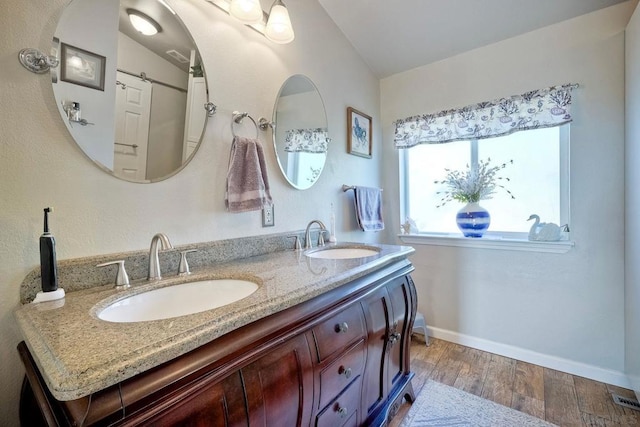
[51,0,208,183]
[273,75,329,190]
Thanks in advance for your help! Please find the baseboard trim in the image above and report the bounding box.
[628,374,640,401]
[428,326,632,389]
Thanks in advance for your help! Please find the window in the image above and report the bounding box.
[400,125,570,240]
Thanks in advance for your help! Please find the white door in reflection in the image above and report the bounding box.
[113,71,151,181]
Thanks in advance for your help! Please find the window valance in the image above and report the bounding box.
[284,128,329,153]
[393,83,578,148]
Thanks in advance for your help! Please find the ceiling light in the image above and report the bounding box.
[229,0,263,25]
[265,0,294,44]
[127,9,162,36]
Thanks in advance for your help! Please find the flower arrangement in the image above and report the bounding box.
[434,158,515,207]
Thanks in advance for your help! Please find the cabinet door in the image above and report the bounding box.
[386,276,413,390]
[141,371,248,427]
[360,275,414,423]
[360,286,392,415]
[242,334,314,427]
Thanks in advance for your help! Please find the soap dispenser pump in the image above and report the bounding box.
[32,207,65,304]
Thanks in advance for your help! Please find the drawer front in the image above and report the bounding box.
[316,377,362,427]
[319,340,365,409]
[313,305,365,362]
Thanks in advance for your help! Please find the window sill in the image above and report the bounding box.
[397,233,574,253]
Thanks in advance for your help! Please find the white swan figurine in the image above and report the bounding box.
[401,217,418,234]
[527,214,568,241]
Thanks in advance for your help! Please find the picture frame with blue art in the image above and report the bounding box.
[347,107,372,158]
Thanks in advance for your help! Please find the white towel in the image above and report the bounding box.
[225,136,273,212]
[354,186,384,231]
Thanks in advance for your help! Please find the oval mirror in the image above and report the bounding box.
[273,75,329,190]
[51,0,208,183]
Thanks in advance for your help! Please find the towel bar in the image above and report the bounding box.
[341,185,383,192]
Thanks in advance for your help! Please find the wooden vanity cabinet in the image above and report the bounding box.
[19,260,416,427]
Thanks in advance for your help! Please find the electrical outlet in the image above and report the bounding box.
[262,205,274,227]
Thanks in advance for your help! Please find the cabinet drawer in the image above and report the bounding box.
[319,340,365,409]
[313,305,365,361]
[316,377,361,427]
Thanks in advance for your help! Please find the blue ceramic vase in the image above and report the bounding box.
[456,202,490,238]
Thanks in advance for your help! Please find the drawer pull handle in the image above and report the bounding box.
[338,366,352,379]
[336,405,348,418]
[335,322,349,333]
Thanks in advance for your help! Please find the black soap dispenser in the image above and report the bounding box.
[40,207,58,293]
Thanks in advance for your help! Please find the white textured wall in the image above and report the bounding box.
[625,2,640,397]
[0,0,381,424]
[381,3,632,383]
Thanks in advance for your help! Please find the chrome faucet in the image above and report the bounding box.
[304,220,328,250]
[148,233,173,280]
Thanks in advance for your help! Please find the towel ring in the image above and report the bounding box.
[231,111,258,139]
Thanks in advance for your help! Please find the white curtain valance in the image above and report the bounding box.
[393,83,578,148]
[284,128,329,153]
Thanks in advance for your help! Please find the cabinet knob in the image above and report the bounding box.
[334,322,349,333]
[336,405,348,418]
[338,366,352,379]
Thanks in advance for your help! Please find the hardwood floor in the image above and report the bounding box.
[389,337,640,427]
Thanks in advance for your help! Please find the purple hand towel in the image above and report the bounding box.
[225,136,273,212]
[354,186,384,231]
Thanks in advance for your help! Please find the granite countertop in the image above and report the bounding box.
[15,242,414,401]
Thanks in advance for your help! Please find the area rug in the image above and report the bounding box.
[399,380,558,427]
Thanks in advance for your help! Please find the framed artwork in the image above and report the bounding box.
[347,107,372,158]
[60,43,106,91]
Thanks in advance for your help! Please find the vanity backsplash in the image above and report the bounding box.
[19,231,312,304]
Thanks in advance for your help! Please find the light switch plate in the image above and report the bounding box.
[262,205,274,227]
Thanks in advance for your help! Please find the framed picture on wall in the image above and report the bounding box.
[347,107,372,158]
[60,43,106,91]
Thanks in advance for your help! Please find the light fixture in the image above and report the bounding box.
[229,0,263,25]
[18,48,59,74]
[265,0,294,44]
[206,0,294,44]
[127,9,162,36]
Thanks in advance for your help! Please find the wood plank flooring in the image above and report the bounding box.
[389,337,640,427]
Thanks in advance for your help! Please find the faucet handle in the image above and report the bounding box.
[97,260,130,289]
[178,249,197,276]
[288,235,302,251]
[318,230,330,247]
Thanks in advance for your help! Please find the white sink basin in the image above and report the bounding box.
[305,246,380,259]
[97,279,259,323]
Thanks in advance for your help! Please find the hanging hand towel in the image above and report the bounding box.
[354,186,384,231]
[225,136,273,212]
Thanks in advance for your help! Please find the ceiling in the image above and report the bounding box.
[318,0,629,78]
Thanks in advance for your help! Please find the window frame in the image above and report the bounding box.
[398,125,573,252]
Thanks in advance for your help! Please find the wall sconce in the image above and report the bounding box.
[18,48,59,74]
[207,0,294,44]
[229,0,263,24]
[265,0,294,44]
[127,9,163,36]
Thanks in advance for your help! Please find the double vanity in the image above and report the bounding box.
[16,233,417,426]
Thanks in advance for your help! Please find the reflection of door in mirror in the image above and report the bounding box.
[114,72,151,181]
[183,51,207,162]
